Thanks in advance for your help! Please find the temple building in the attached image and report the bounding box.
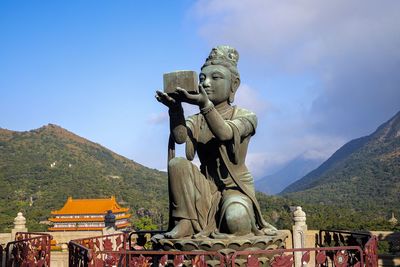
[48,196,131,231]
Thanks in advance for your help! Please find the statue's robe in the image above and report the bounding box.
[168,106,275,236]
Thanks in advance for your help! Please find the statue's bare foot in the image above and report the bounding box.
[263,224,278,236]
[164,219,193,239]
[193,230,211,239]
[263,225,278,236]
[264,229,278,236]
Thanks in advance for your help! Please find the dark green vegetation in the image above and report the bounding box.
[0,124,168,231]
[256,192,399,232]
[281,111,400,228]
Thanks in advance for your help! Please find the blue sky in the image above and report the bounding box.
[1,0,399,178]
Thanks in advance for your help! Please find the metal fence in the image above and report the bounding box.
[317,230,378,267]
[3,232,52,267]
[69,230,378,267]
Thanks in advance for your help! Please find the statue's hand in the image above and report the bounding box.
[176,85,211,108]
[155,90,180,109]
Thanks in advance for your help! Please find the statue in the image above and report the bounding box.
[155,45,277,239]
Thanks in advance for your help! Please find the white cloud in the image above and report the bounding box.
[286,133,345,161]
[193,0,400,70]
[252,122,345,176]
[191,0,400,174]
[235,83,272,115]
[245,152,270,179]
[192,0,400,127]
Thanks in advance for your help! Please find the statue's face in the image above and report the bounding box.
[200,65,232,105]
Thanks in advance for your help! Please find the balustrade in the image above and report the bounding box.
[68,230,378,266]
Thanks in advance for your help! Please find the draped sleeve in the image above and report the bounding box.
[185,114,199,161]
[225,108,257,164]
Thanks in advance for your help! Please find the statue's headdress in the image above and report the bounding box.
[202,45,239,78]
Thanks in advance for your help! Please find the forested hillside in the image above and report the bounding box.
[282,111,400,216]
[0,124,168,231]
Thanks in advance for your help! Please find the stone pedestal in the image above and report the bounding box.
[11,212,27,240]
[102,227,119,236]
[292,206,307,267]
[153,231,288,267]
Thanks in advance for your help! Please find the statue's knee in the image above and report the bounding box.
[224,203,252,235]
[168,157,190,177]
[168,157,188,170]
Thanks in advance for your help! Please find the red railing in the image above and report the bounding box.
[318,230,378,267]
[363,234,378,267]
[68,245,376,266]
[69,230,379,266]
[68,232,127,267]
[4,232,52,267]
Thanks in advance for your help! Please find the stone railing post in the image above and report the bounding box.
[292,206,307,267]
[11,212,28,240]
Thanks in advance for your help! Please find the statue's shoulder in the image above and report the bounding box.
[233,106,258,130]
[233,106,257,119]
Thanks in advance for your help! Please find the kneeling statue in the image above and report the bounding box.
[156,45,277,239]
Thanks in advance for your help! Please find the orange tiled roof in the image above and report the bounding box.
[51,196,129,215]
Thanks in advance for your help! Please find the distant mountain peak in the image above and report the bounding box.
[42,123,64,129]
[255,154,323,195]
[35,123,68,132]
[281,110,400,214]
[31,123,94,146]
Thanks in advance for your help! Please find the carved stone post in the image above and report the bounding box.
[292,206,307,267]
[11,212,27,240]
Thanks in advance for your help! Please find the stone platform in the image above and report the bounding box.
[152,231,288,266]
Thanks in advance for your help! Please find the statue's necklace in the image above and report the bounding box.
[200,105,234,130]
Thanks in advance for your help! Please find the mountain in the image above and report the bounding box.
[1,121,397,233]
[0,124,168,231]
[255,155,322,195]
[281,111,400,214]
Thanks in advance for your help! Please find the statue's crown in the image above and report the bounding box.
[205,45,239,68]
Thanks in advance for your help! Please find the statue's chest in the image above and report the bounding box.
[196,110,234,144]
[197,118,215,144]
